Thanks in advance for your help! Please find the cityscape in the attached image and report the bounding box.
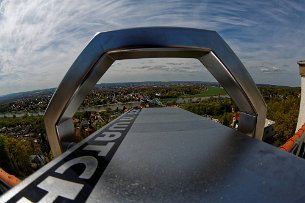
[0,81,301,181]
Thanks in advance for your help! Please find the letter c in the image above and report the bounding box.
[55,156,98,179]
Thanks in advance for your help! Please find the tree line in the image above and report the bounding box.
[179,86,301,146]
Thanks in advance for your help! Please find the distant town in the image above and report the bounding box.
[0,81,301,180]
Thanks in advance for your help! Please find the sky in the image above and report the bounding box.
[0,0,304,96]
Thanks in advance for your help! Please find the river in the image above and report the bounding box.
[0,102,141,118]
[0,96,230,118]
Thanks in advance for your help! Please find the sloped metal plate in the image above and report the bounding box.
[2,107,305,202]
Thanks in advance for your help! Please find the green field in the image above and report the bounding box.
[159,86,228,104]
[180,86,227,98]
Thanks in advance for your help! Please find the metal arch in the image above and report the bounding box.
[44,27,267,157]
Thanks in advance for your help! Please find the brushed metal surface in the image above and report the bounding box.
[44,27,266,157]
[87,107,305,202]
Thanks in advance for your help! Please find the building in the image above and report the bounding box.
[297,60,305,131]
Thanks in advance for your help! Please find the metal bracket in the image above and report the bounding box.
[44,27,267,157]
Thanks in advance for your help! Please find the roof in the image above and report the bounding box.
[279,123,305,152]
[0,168,20,188]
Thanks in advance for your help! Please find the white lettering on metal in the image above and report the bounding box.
[37,176,83,202]
[8,109,140,202]
[95,132,122,141]
[17,197,34,203]
[83,142,115,156]
[108,122,130,131]
[120,116,134,121]
[55,156,98,179]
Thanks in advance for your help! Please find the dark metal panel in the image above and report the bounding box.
[86,108,305,202]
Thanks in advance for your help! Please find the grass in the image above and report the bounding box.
[180,86,227,98]
[159,86,228,104]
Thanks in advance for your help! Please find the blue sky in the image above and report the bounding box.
[0,0,304,96]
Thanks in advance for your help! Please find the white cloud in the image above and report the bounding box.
[0,0,304,95]
[260,68,271,73]
[0,0,132,95]
[259,66,282,73]
[100,58,214,83]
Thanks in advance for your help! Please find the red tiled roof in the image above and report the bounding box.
[0,168,20,187]
[279,123,305,152]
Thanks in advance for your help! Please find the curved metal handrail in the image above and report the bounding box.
[44,27,267,157]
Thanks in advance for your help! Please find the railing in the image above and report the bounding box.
[44,27,267,157]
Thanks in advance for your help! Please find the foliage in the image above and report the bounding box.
[72,109,122,142]
[214,112,233,126]
[0,116,43,129]
[259,86,300,145]
[0,116,50,153]
[0,135,14,173]
[0,103,10,113]
[179,86,301,146]
[180,86,227,98]
[0,135,34,179]
[179,98,233,124]
[142,85,206,98]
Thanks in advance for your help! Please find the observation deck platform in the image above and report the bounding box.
[2,107,305,202]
